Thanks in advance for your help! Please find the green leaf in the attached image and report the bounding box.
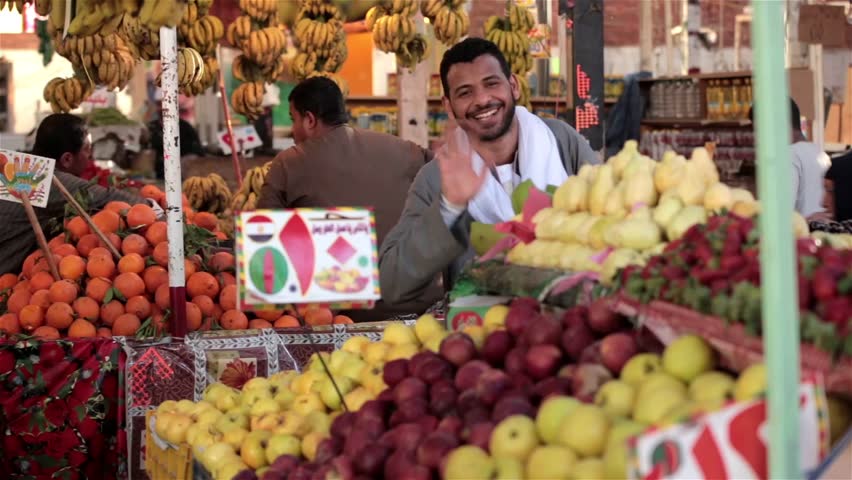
[74,405,87,421]
[32,455,65,469]
[103,287,114,304]
[112,287,126,302]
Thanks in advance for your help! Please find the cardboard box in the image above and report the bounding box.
[445,295,512,330]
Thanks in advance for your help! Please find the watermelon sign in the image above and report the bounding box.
[236,208,380,310]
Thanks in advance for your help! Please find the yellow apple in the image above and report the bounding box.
[290,370,321,395]
[240,430,273,469]
[200,441,238,473]
[301,431,325,461]
[292,393,326,416]
[462,325,486,349]
[221,427,249,451]
[414,313,446,343]
[363,341,390,364]
[241,388,273,409]
[424,331,448,353]
[275,412,310,437]
[571,458,605,480]
[341,336,371,354]
[157,400,179,414]
[163,414,193,444]
[318,377,355,410]
[382,323,419,346]
[359,364,387,396]
[620,353,663,387]
[633,387,687,425]
[525,445,576,479]
[265,434,302,463]
[175,399,197,414]
[343,387,373,411]
[305,411,332,435]
[242,377,271,392]
[339,357,367,381]
[483,305,509,331]
[386,342,419,361]
[214,411,249,434]
[557,405,610,457]
[490,415,539,461]
[249,398,281,417]
[215,461,249,480]
[662,335,715,382]
[734,363,767,402]
[536,396,580,444]
[213,389,241,412]
[251,412,287,432]
[273,388,296,409]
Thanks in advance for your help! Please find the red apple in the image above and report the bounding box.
[561,321,596,360]
[454,360,491,391]
[524,344,562,379]
[383,359,410,387]
[437,416,463,437]
[398,397,429,423]
[417,415,439,433]
[463,407,491,427]
[587,298,627,334]
[531,377,573,400]
[510,297,541,312]
[384,449,416,479]
[579,340,604,364]
[571,363,613,402]
[413,355,454,384]
[481,330,514,366]
[475,368,511,406]
[393,377,428,403]
[504,346,528,376]
[313,438,341,464]
[429,380,458,416]
[600,332,639,375]
[560,305,589,328]
[416,431,461,469]
[456,388,482,413]
[524,315,563,346]
[331,412,356,440]
[465,421,495,451]
[352,445,389,477]
[491,395,535,422]
[380,423,426,453]
[440,332,478,366]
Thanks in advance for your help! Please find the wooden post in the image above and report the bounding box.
[52,177,122,260]
[397,13,429,148]
[639,0,653,72]
[664,0,674,75]
[20,194,60,280]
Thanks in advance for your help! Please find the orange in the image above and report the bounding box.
[152,242,169,267]
[187,272,219,299]
[210,304,223,321]
[59,255,86,281]
[88,247,112,259]
[140,184,164,201]
[97,327,113,338]
[117,253,145,274]
[186,302,202,331]
[30,253,61,276]
[191,295,215,317]
[126,204,157,229]
[219,284,237,311]
[6,290,31,314]
[76,234,101,258]
[21,250,42,278]
[304,307,333,326]
[48,235,66,249]
[29,289,51,310]
[152,312,168,333]
[101,233,122,251]
[145,221,168,246]
[86,255,116,279]
[91,210,121,234]
[125,295,152,319]
[249,319,273,329]
[67,319,96,338]
[143,265,169,294]
[32,325,60,340]
[274,315,301,328]
[85,277,112,303]
[220,309,248,330]
[104,201,132,215]
[154,284,171,310]
[208,252,235,272]
[29,271,54,293]
[72,296,100,322]
[13,280,30,294]
[52,243,78,257]
[112,313,141,336]
[48,280,79,304]
[99,300,125,326]
[183,259,197,280]
[65,216,90,241]
[19,304,44,331]
[193,212,218,231]
[255,309,284,322]
[0,273,18,291]
[45,302,74,330]
[214,231,228,240]
[114,272,145,298]
[121,234,149,257]
[217,272,236,288]
[333,315,354,324]
[0,313,20,335]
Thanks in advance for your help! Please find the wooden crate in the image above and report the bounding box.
[144,411,193,480]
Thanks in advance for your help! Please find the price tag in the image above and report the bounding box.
[218,125,263,155]
[0,149,56,208]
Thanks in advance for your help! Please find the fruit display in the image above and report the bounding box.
[183,173,235,235]
[484,3,535,108]
[504,142,768,284]
[618,211,852,357]
[289,0,350,94]
[420,0,469,47]
[173,1,224,96]
[366,0,431,70]
[230,163,272,213]
[227,0,289,120]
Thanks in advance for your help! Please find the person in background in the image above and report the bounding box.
[257,77,432,322]
[0,114,154,274]
[825,152,851,222]
[378,38,599,308]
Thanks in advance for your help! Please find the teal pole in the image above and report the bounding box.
[750,1,800,479]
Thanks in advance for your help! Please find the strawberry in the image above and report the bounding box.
[811,267,837,301]
[798,276,812,310]
[661,265,686,281]
[694,244,714,262]
[796,238,819,255]
[720,256,746,272]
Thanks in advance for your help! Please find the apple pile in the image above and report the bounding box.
[617,212,852,356]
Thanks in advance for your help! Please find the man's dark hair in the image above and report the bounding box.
[32,113,87,160]
[747,97,802,132]
[288,77,348,126]
[440,37,511,96]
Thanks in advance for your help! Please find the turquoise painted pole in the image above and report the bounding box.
[750,2,800,479]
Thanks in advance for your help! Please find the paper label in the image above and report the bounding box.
[219,125,263,155]
[0,149,56,208]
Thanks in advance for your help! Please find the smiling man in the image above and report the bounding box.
[379,38,599,307]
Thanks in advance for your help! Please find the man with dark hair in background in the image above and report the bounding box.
[379,37,599,307]
[258,76,433,321]
[0,113,151,274]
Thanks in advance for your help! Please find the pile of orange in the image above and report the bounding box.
[0,184,351,340]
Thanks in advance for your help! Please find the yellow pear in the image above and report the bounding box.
[675,163,707,206]
[731,200,760,218]
[588,164,615,215]
[730,188,755,204]
[653,196,684,229]
[703,182,733,212]
[602,183,627,217]
[623,170,658,209]
[577,163,598,183]
[553,175,589,213]
[690,147,720,185]
[654,154,686,193]
[666,205,708,241]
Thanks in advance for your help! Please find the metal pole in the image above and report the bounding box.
[216,45,244,189]
[750,1,801,479]
[159,26,187,338]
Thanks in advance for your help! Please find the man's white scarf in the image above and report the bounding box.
[462,106,567,223]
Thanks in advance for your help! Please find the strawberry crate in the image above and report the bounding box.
[145,411,193,480]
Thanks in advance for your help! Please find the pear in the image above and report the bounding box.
[588,216,621,250]
[623,170,658,209]
[666,205,708,241]
[654,154,686,193]
[675,163,707,206]
[555,212,590,243]
[602,182,627,217]
[588,164,615,215]
[578,163,599,183]
[553,176,589,213]
[703,182,733,212]
[613,218,662,250]
[574,215,602,246]
[730,187,755,204]
[653,196,684,229]
[690,147,720,185]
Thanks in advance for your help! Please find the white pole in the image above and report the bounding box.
[665,0,674,75]
[159,26,187,337]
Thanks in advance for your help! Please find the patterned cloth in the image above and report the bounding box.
[0,337,127,480]
[809,219,852,234]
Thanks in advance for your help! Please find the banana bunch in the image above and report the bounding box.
[517,74,531,108]
[179,3,224,56]
[289,52,318,81]
[244,27,287,65]
[183,173,232,214]
[396,34,429,71]
[231,81,265,120]
[181,56,219,95]
[366,0,429,71]
[421,0,469,47]
[369,12,417,54]
[137,0,187,31]
[290,0,347,82]
[177,47,205,87]
[484,10,534,108]
[293,14,342,52]
[43,76,93,113]
[230,163,272,212]
[239,0,277,22]
[225,14,253,50]
[508,3,536,33]
[120,12,161,60]
[52,31,136,91]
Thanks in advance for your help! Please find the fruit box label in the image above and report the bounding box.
[235,209,380,310]
[0,149,56,208]
[446,296,511,330]
[219,125,263,155]
[628,380,829,480]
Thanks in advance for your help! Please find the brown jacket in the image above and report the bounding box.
[257,125,435,321]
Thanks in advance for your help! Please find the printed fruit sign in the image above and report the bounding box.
[236,208,380,310]
[218,125,263,155]
[628,379,829,480]
[0,149,56,208]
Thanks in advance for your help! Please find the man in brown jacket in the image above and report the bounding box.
[257,77,433,321]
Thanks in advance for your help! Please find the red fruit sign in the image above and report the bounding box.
[279,214,314,295]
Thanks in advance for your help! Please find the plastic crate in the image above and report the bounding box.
[145,411,193,480]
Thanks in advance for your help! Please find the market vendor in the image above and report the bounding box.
[0,113,155,275]
[379,38,600,307]
[257,76,436,321]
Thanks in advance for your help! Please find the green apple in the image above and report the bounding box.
[483,305,509,331]
[494,457,525,480]
[620,353,663,386]
[734,363,767,402]
[444,446,495,480]
[341,335,371,354]
[382,323,419,346]
[305,411,331,435]
[490,415,540,461]
[240,430,273,469]
[536,396,580,444]
[242,377,272,393]
[571,458,605,480]
[249,397,281,417]
[526,445,576,479]
[292,392,326,416]
[221,427,249,450]
[241,388,273,409]
[343,387,373,411]
[265,434,301,463]
[603,420,647,480]
[662,334,715,382]
[200,441,239,473]
[214,411,249,434]
[595,380,636,419]
[557,405,610,457]
[689,371,734,404]
[633,387,687,425]
[637,372,686,400]
[273,388,296,410]
[318,376,355,410]
[414,313,445,343]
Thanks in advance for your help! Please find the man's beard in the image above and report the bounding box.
[454,97,516,143]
